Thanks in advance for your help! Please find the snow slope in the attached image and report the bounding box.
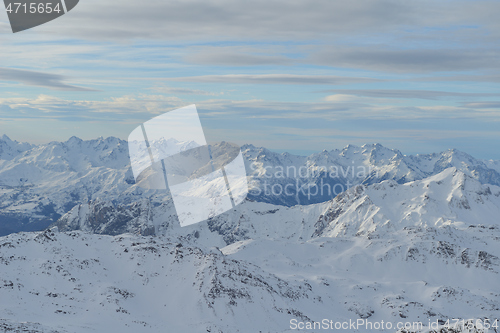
[0,230,328,333]
[2,171,500,332]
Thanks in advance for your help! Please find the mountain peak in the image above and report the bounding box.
[241,143,256,150]
[66,136,83,144]
[363,142,381,147]
[342,143,360,150]
[104,136,122,144]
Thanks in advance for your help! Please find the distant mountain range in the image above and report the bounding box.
[244,142,500,205]
[1,135,499,236]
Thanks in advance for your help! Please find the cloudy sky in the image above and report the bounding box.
[1,0,499,158]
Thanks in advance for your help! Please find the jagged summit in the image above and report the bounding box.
[66,136,83,144]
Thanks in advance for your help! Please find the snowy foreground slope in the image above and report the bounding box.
[1,135,500,235]
[1,168,500,332]
[0,230,324,333]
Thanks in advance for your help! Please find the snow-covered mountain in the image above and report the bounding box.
[1,135,500,237]
[244,143,500,206]
[2,168,500,332]
[54,167,500,243]
[0,136,158,236]
[0,230,324,333]
[0,134,33,160]
[2,133,500,332]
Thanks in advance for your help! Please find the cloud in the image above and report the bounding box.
[461,101,500,109]
[166,74,382,85]
[311,47,500,73]
[416,74,500,83]
[150,86,222,96]
[0,67,96,91]
[36,0,419,41]
[18,0,500,51]
[0,94,184,122]
[1,1,498,87]
[322,89,500,100]
[1,94,495,124]
[195,97,499,121]
[324,94,365,102]
[186,49,294,66]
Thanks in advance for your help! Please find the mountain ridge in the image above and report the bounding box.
[53,167,500,244]
[1,135,500,236]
